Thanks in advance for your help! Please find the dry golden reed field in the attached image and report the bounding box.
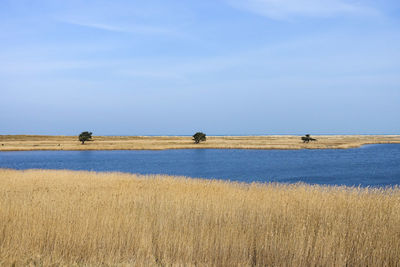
[1,169,400,266]
[1,134,400,151]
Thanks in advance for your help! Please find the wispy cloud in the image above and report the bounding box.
[58,19,185,38]
[226,0,380,20]
[0,59,100,75]
[116,69,186,80]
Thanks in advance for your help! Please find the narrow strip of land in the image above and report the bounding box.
[0,135,399,151]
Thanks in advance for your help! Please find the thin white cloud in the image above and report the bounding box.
[0,60,100,74]
[58,19,185,38]
[226,0,380,20]
[117,69,186,80]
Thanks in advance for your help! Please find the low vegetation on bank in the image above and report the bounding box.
[1,134,400,151]
[0,169,399,266]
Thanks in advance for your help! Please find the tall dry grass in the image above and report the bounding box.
[0,169,399,266]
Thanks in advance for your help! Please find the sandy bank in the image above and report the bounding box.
[0,134,399,151]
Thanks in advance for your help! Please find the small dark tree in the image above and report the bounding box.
[301,134,317,143]
[193,132,206,144]
[79,131,92,144]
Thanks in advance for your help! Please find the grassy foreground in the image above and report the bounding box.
[1,169,400,266]
[1,135,400,151]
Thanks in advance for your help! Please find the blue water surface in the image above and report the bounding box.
[1,144,400,187]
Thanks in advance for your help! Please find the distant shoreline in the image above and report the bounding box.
[1,135,400,151]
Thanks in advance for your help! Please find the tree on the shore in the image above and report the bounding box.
[79,131,93,144]
[193,132,206,144]
[301,134,317,143]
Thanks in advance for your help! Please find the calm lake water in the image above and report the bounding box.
[1,144,400,186]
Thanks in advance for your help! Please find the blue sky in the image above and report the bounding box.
[1,0,399,135]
